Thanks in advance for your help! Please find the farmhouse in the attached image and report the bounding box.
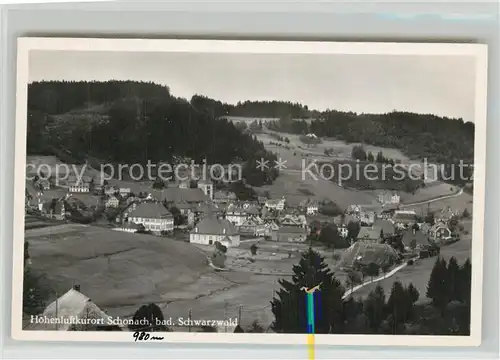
[25,286,118,331]
[127,202,174,234]
[190,216,240,247]
[276,226,308,243]
[373,219,396,238]
[356,226,382,243]
[401,227,429,251]
[340,242,398,270]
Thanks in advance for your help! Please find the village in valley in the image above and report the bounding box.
[22,80,474,335]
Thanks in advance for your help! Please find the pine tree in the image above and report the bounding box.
[363,285,386,332]
[271,248,345,333]
[406,283,420,304]
[458,258,471,305]
[385,281,408,334]
[129,303,168,332]
[447,257,460,301]
[23,267,50,315]
[426,257,450,312]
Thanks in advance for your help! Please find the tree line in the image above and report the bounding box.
[27,81,278,187]
[270,248,471,335]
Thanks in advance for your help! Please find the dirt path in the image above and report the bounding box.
[400,187,464,207]
[341,260,413,299]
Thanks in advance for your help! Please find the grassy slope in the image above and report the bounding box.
[26,224,212,317]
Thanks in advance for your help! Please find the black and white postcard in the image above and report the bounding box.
[12,38,488,346]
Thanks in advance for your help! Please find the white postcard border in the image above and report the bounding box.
[12,38,488,347]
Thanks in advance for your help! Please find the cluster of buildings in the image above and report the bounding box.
[25,171,319,248]
[25,171,462,255]
[345,199,458,256]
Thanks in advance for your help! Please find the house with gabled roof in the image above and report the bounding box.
[213,190,237,204]
[25,286,121,331]
[279,214,307,228]
[190,215,240,247]
[373,219,396,238]
[277,226,307,242]
[356,226,383,243]
[428,223,452,242]
[127,202,174,234]
[402,227,430,251]
[105,194,120,208]
[239,215,265,236]
[225,202,260,226]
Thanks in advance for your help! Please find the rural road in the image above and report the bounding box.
[281,167,464,207]
[399,187,464,208]
[341,261,411,300]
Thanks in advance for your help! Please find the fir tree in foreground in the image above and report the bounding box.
[426,257,450,313]
[270,248,344,333]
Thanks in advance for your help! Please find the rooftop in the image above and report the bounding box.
[25,288,113,331]
[129,202,172,219]
[191,216,238,236]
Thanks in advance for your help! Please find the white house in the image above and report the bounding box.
[119,188,131,197]
[69,182,90,193]
[128,202,174,234]
[190,216,240,247]
[377,191,400,205]
[265,197,285,211]
[306,201,319,215]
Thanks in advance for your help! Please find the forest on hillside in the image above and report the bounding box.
[27,80,474,187]
[26,81,279,186]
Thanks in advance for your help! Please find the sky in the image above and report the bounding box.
[29,50,477,122]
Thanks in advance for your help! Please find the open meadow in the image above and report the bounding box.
[254,130,461,209]
[26,224,345,329]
